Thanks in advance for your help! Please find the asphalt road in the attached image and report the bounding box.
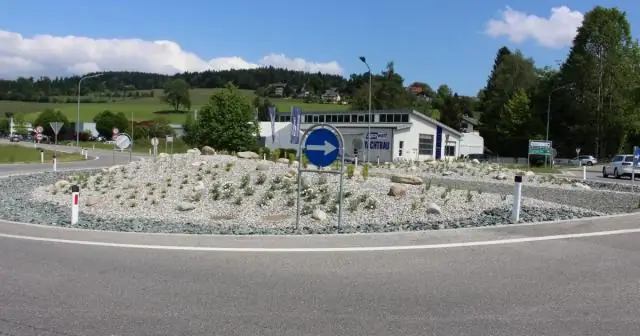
[563,165,640,186]
[3,149,640,335]
[2,222,640,336]
[0,140,142,176]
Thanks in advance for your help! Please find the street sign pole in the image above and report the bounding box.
[295,124,345,231]
[576,147,581,166]
[632,145,640,192]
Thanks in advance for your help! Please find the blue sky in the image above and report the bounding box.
[1,0,639,96]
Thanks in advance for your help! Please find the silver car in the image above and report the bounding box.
[572,155,598,166]
[602,154,639,179]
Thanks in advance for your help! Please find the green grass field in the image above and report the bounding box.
[0,144,85,163]
[0,88,350,124]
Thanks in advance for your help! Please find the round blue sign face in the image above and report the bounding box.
[303,128,340,167]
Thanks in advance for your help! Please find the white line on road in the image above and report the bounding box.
[1,227,640,253]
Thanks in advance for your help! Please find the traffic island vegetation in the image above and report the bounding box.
[0,145,85,164]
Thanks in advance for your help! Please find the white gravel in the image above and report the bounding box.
[29,153,600,231]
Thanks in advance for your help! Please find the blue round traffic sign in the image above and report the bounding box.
[304,128,340,167]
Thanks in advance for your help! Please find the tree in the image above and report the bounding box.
[554,6,638,158]
[184,82,258,152]
[93,110,129,138]
[162,78,191,111]
[350,61,413,110]
[12,113,28,136]
[148,117,173,138]
[0,118,8,134]
[33,108,69,137]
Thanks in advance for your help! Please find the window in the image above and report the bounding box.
[399,141,404,157]
[358,115,365,122]
[380,114,387,122]
[445,142,456,156]
[393,114,402,123]
[613,155,623,162]
[312,115,319,123]
[351,114,358,123]
[418,134,434,155]
[401,114,409,122]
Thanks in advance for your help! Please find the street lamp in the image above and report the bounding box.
[359,56,372,163]
[546,84,571,167]
[76,73,103,146]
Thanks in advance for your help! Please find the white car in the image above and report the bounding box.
[602,154,640,179]
[571,155,598,166]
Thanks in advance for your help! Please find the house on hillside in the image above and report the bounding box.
[321,88,341,103]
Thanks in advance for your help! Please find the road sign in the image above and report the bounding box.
[36,134,43,141]
[528,140,552,155]
[304,128,340,167]
[166,136,174,143]
[576,147,581,155]
[49,122,63,135]
[151,137,159,146]
[35,126,43,134]
[633,146,640,165]
[112,127,119,135]
[115,134,132,149]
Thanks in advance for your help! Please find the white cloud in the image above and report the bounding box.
[0,30,344,78]
[485,6,584,48]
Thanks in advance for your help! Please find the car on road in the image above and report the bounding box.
[602,154,640,179]
[572,155,598,166]
[8,135,21,142]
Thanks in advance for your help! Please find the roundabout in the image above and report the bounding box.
[2,149,640,335]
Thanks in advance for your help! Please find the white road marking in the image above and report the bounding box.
[1,227,639,253]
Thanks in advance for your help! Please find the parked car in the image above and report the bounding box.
[9,135,21,142]
[602,154,640,179]
[571,155,598,166]
[464,153,492,163]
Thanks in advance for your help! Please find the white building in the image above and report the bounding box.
[262,109,464,162]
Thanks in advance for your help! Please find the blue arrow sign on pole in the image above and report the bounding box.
[634,146,640,166]
[304,128,340,167]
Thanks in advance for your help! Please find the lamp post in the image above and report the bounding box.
[546,84,570,166]
[359,56,372,163]
[77,73,103,146]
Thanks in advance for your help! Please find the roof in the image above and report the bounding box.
[462,115,478,125]
[273,108,462,137]
[408,110,462,137]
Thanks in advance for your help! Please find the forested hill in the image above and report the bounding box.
[0,68,349,100]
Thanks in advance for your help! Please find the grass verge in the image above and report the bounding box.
[0,144,85,163]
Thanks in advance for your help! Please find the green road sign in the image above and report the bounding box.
[528,140,552,156]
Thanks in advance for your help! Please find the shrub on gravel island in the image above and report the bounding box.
[183,82,259,152]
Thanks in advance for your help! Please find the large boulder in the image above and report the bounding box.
[390,175,424,185]
[387,185,407,197]
[201,146,216,155]
[236,151,260,159]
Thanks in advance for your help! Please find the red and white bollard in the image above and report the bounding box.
[40,149,44,164]
[71,185,79,225]
[52,154,57,172]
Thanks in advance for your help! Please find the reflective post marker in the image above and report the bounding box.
[377,156,380,166]
[40,150,44,164]
[52,154,57,172]
[71,185,79,225]
[83,149,88,160]
[583,166,586,180]
[354,156,358,168]
[511,175,523,224]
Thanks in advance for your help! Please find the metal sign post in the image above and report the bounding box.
[576,148,581,166]
[528,139,553,168]
[151,137,159,157]
[295,124,345,231]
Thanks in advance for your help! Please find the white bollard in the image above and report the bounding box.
[263,153,266,161]
[71,185,80,225]
[583,166,586,180]
[354,157,358,168]
[511,175,523,224]
[377,156,380,166]
[40,150,44,164]
[84,149,88,160]
[52,155,57,172]
[149,149,152,155]
[92,144,95,150]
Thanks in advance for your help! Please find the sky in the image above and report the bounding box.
[0,0,639,96]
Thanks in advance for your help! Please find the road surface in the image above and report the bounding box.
[2,148,640,335]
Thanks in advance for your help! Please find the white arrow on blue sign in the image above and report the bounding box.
[304,128,340,167]
[634,146,640,165]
